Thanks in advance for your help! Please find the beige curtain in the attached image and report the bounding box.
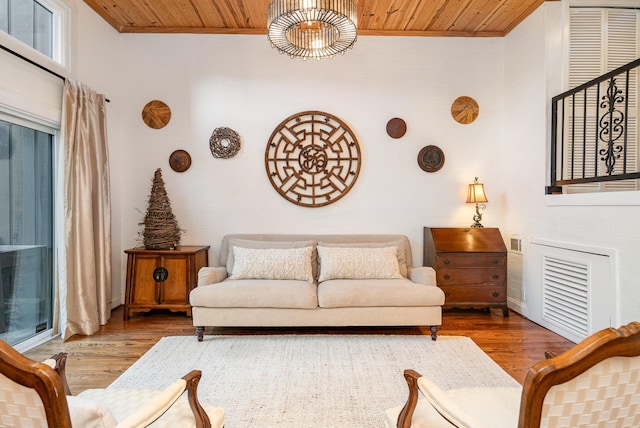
[61,80,112,339]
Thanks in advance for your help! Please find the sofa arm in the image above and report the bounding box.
[407,266,437,286]
[197,266,228,286]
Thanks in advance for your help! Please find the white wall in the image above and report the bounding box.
[504,3,640,327]
[74,0,640,326]
[110,33,506,303]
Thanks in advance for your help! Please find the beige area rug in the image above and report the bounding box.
[109,335,519,427]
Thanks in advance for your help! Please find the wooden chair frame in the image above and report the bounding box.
[0,339,212,428]
[396,321,640,428]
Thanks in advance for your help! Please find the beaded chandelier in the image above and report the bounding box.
[267,0,358,60]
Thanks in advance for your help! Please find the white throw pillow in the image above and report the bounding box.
[230,246,314,283]
[317,240,408,278]
[317,246,403,282]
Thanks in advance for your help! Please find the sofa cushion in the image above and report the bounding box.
[317,246,403,282]
[190,279,318,309]
[317,278,445,308]
[229,246,314,283]
[226,238,318,278]
[317,240,408,277]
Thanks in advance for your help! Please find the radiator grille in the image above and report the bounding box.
[542,256,589,338]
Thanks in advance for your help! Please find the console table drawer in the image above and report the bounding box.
[436,268,506,285]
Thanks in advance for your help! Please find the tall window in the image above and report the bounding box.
[0,0,53,57]
[0,119,54,347]
[566,7,639,193]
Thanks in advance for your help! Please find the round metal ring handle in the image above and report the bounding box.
[153,267,169,282]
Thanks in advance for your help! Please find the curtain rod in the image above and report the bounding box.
[0,43,111,103]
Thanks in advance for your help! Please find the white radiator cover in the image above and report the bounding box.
[527,239,616,343]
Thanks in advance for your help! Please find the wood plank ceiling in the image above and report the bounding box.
[82,0,556,37]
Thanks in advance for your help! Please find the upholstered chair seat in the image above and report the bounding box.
[385,383,522,428]
[0,339,224,428]
[387,322,640,428]
[77,387,225,427]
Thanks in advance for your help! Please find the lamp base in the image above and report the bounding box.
[470,203,485,228]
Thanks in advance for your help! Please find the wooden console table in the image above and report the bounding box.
[124,245,209,320]
[423,227,508,317]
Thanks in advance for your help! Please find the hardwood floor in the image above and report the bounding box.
[24,306,575,394]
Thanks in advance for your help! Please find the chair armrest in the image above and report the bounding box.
[396,369,422,428]
[43,352,72,395]
[407,266,437,286]
[183,370,211,428]
[197,266,228,286]
[117,370,210,428]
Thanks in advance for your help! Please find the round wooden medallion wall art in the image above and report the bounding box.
[451,96,479,124]
[265,111,361,207]
[142,100,171,129]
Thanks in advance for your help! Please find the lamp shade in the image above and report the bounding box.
[466,179,488,203]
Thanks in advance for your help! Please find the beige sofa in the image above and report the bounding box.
[190,234,444,341]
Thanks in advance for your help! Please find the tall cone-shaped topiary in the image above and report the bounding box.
[140,168,182,249]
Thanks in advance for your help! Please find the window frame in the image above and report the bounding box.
[0,0,70,75]
[0,108,61,352]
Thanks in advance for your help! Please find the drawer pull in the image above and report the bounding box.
[445,292,451,297]
[492,291,500,297]
[443,274,450,280]
[153,267,169,282]
[492,259,499,264]
[492,273,500,280]
[443,259,451,265]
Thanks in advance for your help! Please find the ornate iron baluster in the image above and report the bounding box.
[598,77,625,174]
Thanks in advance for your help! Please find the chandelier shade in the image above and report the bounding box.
[268,0,358,60]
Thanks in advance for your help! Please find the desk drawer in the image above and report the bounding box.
[436,268,506,285]
[436,254,505,268]
[440,285,507,304]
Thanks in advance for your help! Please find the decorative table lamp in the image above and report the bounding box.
[466,177,488,228]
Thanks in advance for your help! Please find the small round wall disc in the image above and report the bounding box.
[451,96,479,124]
[169,149,191,172]
[386,118,407,138]
[142,100,171,129]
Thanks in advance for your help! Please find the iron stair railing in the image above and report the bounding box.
[547,57,640,194]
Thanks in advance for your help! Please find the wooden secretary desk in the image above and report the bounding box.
[423,227,508,317]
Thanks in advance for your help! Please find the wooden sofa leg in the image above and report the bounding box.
[430,326,439,341]
[196,326,205,342]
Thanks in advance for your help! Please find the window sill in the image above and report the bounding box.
[545,191,640,206]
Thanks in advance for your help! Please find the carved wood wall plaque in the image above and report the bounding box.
[265,111,361,207]
[417,145,445,172]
